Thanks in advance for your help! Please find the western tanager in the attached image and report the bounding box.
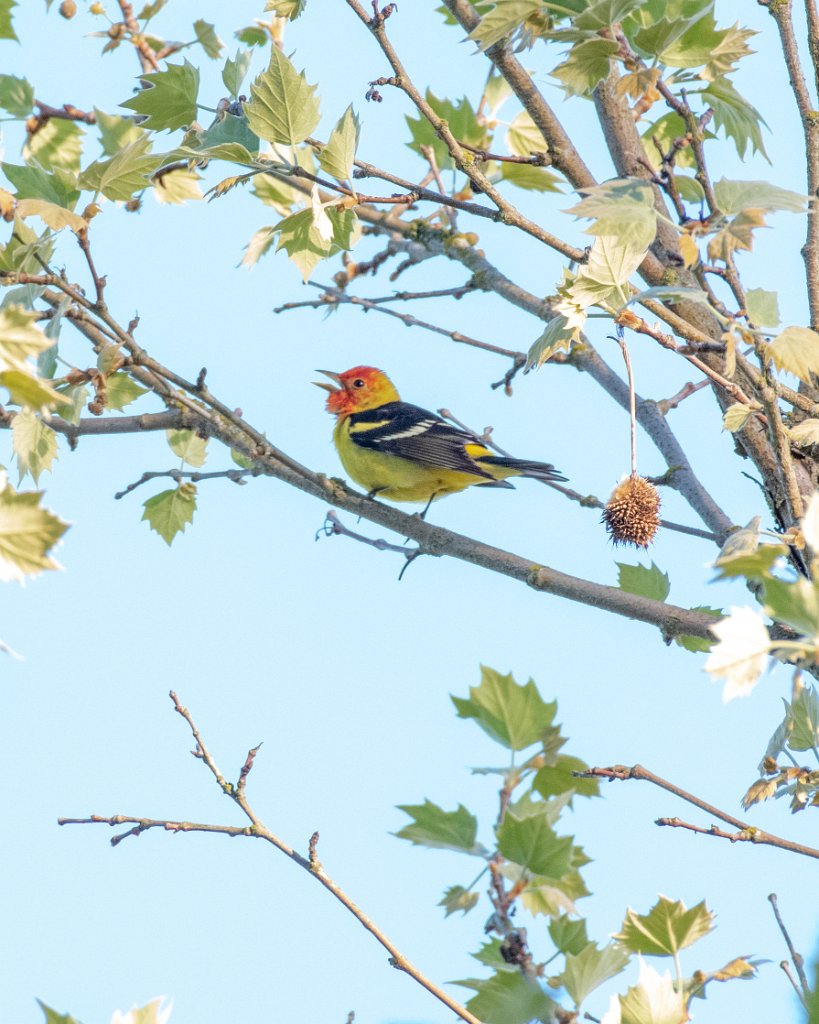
[315,365,565,508]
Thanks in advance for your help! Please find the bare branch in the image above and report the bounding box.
[768,893,810,999]
[114,467,260,501]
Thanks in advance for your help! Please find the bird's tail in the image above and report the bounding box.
[478,455,567,483]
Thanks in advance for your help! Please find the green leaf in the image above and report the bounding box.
[451,665,556,750]
[406,92,487,171]
[467,0,542,50]
[222,49,253,99]
[615,896,714,956]
[675,606,721,653]
[0,219,55,275]
[0,305,53,373]
[505,110,544,156]
[1,369,63,410]
[37,1002,82,1024]
[560,941,630,1007]
[767,325,819,383]
[498,162,562,193]
[55,384,88,425]
[318,105,360,183]
[533,754,600,800]
[94,109,146,156]
[241,225,277,268]
[194,18,223,59]
[0,0,17,41]
[0,74,33,117]
[659,13,754,80]
[166,428,208,467]
[703,78,768,161]
[121,61,200,131]
[713,177,807,215]
[567,178,657,235]
[23,119,84,173]
[497,807,574,877]
[552,38,619,96]
[236,25,268,47]
[195,112,260,156]
[104,373,149,411]
[640,112,697,171]
[629,11,704,58]
[745,287,779,328]
[79,136,162,202]
[471,937,516,971]
[0,479,68,582]
[265,0,307,17]
[2,164,80,208]
[763,577,819,638]
[526,314,580,369]
[153,168,203,205]
[243,46,320,146]
[787,685,819,751]
[395,800,485,855]
[617,960,688,1024]
[712,543,785,580]
[252,171,297,213]
[549,915,589,956]
[142,483,197,545]
[617,561,670,601]
[15,198,86,233]
[455,970,556,1024]
[439,884,480,917]
[12,409,58,483]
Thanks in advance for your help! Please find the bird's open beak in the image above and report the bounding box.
[313,369,342,393]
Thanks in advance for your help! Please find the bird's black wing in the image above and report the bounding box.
[347,402,498,479]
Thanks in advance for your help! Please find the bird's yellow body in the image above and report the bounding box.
[316,366,565,507]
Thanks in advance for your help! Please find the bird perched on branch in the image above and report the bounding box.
[315,365,565,512]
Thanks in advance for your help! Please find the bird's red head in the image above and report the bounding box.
[314,366,400,416]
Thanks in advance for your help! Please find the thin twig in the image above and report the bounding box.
[577,764,819,860]
[114,467,260,500]
[768,893,810,999]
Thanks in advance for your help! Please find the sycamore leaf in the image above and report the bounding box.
[3,163,80,208]
[110,997,173,1024]
[0,0,15,41]
[766,325,819,383]
[153,168,203,205]
[617,561,670,601]
[711,543,785,581]
[79,136,162,202]
[505,110,544,156]
[318,105,360,183]
[0,73,33,117]
[265,0,307,16]
[560,942,630,1008]
[121,61,200,131]
[788,684,819,751]
[241,225,277,268]
[706,208,766,262]
[713,177,807,215]
[496,808,574,878]
[406,92,486,171]
[194,18,223,59]
[38,1002,83,1024]
[455,970,556,1024]
[745,287,779,328]
[94,109,146,155]
[659,13,754,79]
[763,577,819,639]
[723,403,752,435]
[0,305,53,372]
[526,314,580,369]
[615,896,714,956]
[0,480,68,582]
[394,799,486,855]
[141,483,197,545]
[23,118,83,173]
[499,162,562,193]
[439,885,480,917]
[222,49,253,99]
[468,0,542,50]
[15,198,87,233]
[166,428,208,468]
[703,78,768,161]
[616,958,688,1024]
[552,38,619,97]
[243,46,320,146]
[549,915,589,956]
[12,409,58,484]
[704,606,770,701]
[533,754,600,800]
[452,665,556,750]
[105,373,148,411]
[1,370,64,410]
[789,419,819,447]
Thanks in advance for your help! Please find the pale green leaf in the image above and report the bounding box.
[0,305,53,372]
[105,373,148,411]
[788,684,819,751]
[763,577,819,638]
[0,74,33,117]
[714,177,807,215]
[722,403,753,432]
[0,481,68,582]
[15,198,86,233]
[394,800,485,855]
[706,208,766,262]
[265,0,307,16]
[745,287,779,328]
[455,970,556,1024]
[659,13,755,80]
[617,959,688,1024]
[23,118,84,173]
[504,110,544,157]
[549,915,589,956]
[468,0,542,50]
[560,942,630,1008]
[318,105,360,183]
[499,162,562,192]
[241,225,277,268]
[153,168,203,205]
[526,314,580,369]
[12,409,58,483]
[194,18,223,59]
[766,325,819,383]
[94,109,146,155]
[142,483,196,545]
[79,136,162,202]
[452,665,556,750]
[1,370,64,410]
[166,428,208,467]
[121,61,200,131]
[552,38,619,96]
[617,561,670,601]
[615,897,714,956]
[789,419,819,447]
[243,47,320,146]
[703,78,768,161]
[222,49,253,99]
[252,171,297,213]
[439,884,480,917]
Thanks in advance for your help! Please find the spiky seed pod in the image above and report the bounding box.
[603,474,661,548]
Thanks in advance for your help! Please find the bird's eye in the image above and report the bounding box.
[352,378,366,388]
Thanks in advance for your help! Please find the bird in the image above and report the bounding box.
[315,365,566,513]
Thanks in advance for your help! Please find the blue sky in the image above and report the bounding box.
[2,3,817,1023]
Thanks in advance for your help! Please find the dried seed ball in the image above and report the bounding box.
[603,474,661,548]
